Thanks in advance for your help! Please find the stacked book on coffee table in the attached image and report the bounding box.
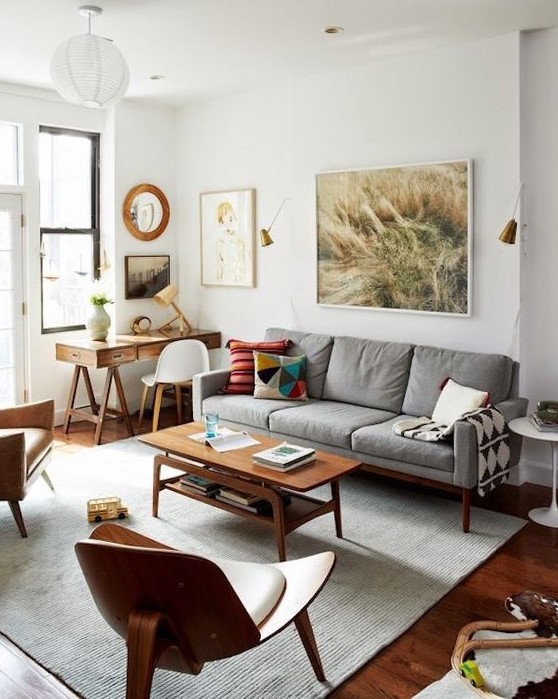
[179,473,221,497]
[530,401,558,432]
[253,443,316,472]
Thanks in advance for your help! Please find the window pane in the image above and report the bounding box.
[41,233,93,330]
[40,132,92,228]
[0,123,20,186]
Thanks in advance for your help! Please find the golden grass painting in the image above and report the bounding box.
[316,160,471,314]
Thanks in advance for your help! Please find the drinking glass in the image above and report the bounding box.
[204,413,219,438]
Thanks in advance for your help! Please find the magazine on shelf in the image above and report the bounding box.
[253,442,315,467]
[188,427,260,452]
[179,482,220,498]
[179,473,221,494]
[254,453,316,472]
[215,493,272,515]
[218,487,263,506]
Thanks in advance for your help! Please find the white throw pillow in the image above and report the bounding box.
[431,378,489,427]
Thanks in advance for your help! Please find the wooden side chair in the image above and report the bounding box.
[138,339,210,432]
[75,523,336,699]
[0,399,55,537]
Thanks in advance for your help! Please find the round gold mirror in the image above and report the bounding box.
[123,183,170,241]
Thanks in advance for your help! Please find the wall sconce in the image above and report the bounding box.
[499,184,524,245]
[153,284,192,335]
[259,198,291,247]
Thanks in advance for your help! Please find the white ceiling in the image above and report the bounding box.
[2,0,558,107]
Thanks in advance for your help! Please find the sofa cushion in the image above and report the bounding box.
[402,345,513,418]
[322,336,414,412]
[254,352,308,401]
[222,339,290,395]
[202,394,304,430]
[264,328,333,399]
[269,400,397,449]
[352,417,455,472]
[431,378,489,426]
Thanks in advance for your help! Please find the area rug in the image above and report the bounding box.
[413,630,558,698]
[0,438,526,699]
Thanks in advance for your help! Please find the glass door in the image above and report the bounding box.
[0,193,24,405]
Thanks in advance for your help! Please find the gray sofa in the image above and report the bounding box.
[193,327,528,531]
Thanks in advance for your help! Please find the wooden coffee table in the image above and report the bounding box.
[138,422,361,560]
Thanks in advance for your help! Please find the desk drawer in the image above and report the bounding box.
[136,332,222,360]
[57,344,136,368]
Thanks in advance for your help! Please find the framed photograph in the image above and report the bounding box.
[200,188,255,287]
[124,255,170,299]
[316,160,472,315]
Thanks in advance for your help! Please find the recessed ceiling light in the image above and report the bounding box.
[149,74,165,81]
[324,26,344,35]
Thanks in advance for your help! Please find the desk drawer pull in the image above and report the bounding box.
[112,352,124,360]
[71,352,80,359]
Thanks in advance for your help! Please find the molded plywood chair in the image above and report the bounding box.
[75,524,335,699]
[138,339,210,432]
[0,399,55,537]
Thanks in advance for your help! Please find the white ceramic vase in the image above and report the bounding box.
[86,304,111,341]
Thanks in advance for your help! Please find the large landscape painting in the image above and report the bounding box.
[316,160,471,314]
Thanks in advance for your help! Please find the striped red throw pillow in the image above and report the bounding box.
[223,339,291,395]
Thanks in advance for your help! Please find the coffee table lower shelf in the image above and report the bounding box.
[152,453,342,561]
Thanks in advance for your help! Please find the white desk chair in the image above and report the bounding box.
[138,339,210,432]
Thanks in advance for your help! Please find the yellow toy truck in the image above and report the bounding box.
[87,496,129,523]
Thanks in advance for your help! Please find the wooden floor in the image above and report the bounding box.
[3,410,557,698]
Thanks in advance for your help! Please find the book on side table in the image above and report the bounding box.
[531,400,558,432]
[253,442,316,471]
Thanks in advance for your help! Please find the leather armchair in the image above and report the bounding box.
[0,399,55,537]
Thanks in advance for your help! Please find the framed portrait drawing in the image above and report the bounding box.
[316,160,472,315]
[200,188,255,287]
[124,255,170,299]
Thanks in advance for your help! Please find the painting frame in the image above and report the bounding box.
[200,188,255,288]
[124,255,170,299]
[316,159,473,316]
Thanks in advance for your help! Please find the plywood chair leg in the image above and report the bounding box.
[293,609,326,681]
[126,609,164,699]
[8,501,27,538]
[138,384,150,430]
[41,470,55,491]
[152,384,165,432]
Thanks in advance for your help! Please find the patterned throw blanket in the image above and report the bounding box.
[393,406,511,496]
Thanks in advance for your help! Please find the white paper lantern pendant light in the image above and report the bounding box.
[50,5,129,109]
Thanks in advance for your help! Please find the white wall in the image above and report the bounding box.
[0,88,178,420]
[519,27,558,484]
[0,86,105,415]
[176,34,522,369]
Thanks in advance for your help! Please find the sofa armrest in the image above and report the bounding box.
[0,432,26,499]
[0,399,55,432]
[453,397,529,488]
[192,369,231,422]
[494,397,529,423]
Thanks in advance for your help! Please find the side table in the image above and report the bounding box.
[508,416,558,528]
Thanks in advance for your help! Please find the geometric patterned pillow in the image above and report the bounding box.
[253,352,308,401]
[222,339,291,395]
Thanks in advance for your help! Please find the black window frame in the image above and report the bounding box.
[39,125,100,334]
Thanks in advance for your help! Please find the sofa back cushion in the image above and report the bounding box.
[401,345,514,417]
[264,328,333,399]
[322,336,414,412]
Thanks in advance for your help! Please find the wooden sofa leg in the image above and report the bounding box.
[462,488,471,533]
[8,501,28,538]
